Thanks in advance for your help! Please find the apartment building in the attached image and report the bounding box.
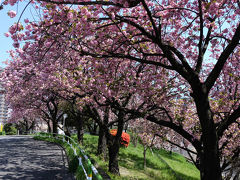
[0,68,10,126]
[0,86,9,125]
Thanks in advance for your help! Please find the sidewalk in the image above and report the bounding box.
[0,135,74,180]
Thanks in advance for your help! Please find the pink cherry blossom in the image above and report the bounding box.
[7,10,16,18]
[4,32,10,37]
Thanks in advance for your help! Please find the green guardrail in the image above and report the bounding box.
[36,132,103,180]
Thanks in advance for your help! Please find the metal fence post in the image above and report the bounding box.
[73,148,77,156]
[87,159,92,180]
[91,166,103,180]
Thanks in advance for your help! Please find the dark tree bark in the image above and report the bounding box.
[52,119,58,136]
[107,111,125,175]
[192,88,222,180]
[25,120,29,134]
[47,121,52,133]
[108,138,121,175]
[64,127,71,141]
[97,125,107,160]
[76,117,84,144]
[92,123,98,135]
[43,96,62,136]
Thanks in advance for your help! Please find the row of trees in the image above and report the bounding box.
[1,0,239,179]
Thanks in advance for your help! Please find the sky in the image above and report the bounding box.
[0,3,15,68]
[0,1,35,68]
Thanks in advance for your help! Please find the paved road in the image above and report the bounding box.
[0,136,74,180]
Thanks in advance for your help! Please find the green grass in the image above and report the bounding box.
[155,149,200,180]
[75,134,200,180]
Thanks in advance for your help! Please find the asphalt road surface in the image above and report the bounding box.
[0,135,74,180]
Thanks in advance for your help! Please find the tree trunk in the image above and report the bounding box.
[89,123,98,135]
[107,112,125,175]
[131,131,138,147]
[199,127,222,180]
[25,120,29,134]
[64,127,71,141]
[52,120,58,136]
[108,138,120,175]
[97,126,107,160]
[77,127,84,144]
[124,123,128,132]
[47,121,52,133]
[76,118,84,145]
[143,146,147,169]
[193,88,222,180]
[133,137,138,147]
[93,123,98,135]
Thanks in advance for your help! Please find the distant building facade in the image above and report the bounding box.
[0,68,10,126]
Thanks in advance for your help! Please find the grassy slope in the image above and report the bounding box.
[77,134,200,180]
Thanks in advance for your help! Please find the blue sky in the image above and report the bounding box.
[0,4,15,68]
[0,1,33,68]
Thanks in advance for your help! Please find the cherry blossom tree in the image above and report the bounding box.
[2,26,171,174]
[0,54,65,134]
[2,0,240,179]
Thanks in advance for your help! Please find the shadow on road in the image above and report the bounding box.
[0,136,74,180]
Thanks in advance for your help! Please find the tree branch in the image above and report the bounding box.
[141,0,160,42]
[217,105,240,138]
[205,23,240,93]
[39,0,123,7]
[146,115,202,152]
[77,48,175,70]
[155,134,197,155]
[195,0,204,74]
